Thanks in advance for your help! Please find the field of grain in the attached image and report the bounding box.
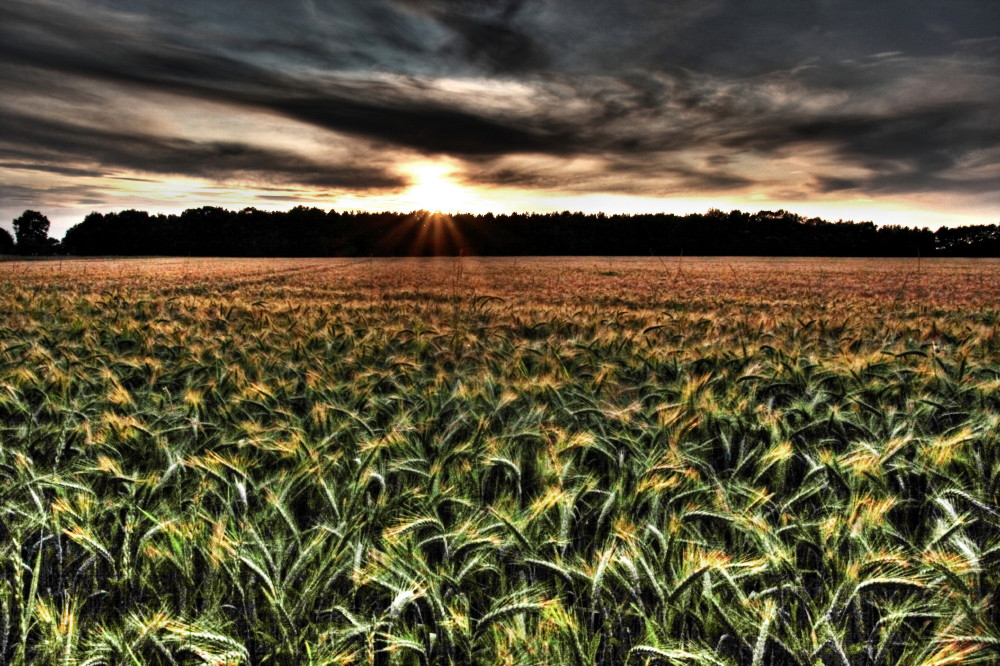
[1,257,998,665]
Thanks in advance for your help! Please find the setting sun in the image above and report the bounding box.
[402,160,480,213]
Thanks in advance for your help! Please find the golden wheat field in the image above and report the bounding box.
[1,257,998,665]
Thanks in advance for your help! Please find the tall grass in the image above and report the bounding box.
[0,257,997,664]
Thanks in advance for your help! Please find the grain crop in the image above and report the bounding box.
[1,257,998,665]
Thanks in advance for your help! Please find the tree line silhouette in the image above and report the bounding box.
[4,207,1000,257]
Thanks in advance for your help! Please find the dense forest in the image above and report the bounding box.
[5,207,1000,257]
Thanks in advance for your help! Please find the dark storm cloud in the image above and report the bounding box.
[1,0,998,203]
[0,2,571,156]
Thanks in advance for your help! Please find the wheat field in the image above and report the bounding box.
[1,257,998,665]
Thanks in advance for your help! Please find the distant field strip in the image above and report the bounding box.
[0,257,998,665]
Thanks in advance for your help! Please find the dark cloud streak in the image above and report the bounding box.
[723,103,1000,194]
[0,109,404,190]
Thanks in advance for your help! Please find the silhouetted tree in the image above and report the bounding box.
[0,227,13,254]
[935,224,1000,256]
[13,210,52,255]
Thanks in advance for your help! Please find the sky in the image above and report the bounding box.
[1,0,998,238]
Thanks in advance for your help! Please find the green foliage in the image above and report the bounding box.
[0,256,998,664]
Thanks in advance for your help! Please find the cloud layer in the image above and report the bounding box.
[1,0,998,231]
